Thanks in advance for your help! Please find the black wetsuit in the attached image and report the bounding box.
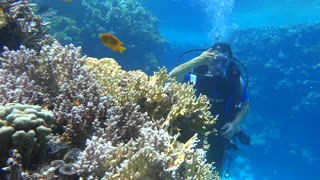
[184,61,249,175]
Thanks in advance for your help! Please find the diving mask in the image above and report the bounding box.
[208,55,230,78]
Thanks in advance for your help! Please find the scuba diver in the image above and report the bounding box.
[169,42,251,177]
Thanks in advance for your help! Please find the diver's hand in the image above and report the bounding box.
[194,49,216,65]
[221,122,238,139]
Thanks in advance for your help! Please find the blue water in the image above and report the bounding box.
[33,0,320,179]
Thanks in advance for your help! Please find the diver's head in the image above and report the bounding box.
[192,42,232,78]
[192,43,232,78]
[206,43,233,78]
[212,42,233,58]
[207,55,230,78]
[193,55,230,78]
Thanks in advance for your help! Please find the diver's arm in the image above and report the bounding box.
[169,49,215,83]
[169,57,205,82]
[232,101,249,126]
[221,101,249,138]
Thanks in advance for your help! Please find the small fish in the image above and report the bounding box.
[74,100,80,106]
[99,33,126,53]
[63,0,73,2]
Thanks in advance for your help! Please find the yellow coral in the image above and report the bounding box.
[164,81,217,138]
[0,8,7,29]
[81,58,220,178]
[172,133,198,166]
[109,135,219,180]
[111,147,158,180]
[85,57,216,139]
[85,57,168,104]
[114,68,168,104]
[84,57,125,97]
[168,134,220,180]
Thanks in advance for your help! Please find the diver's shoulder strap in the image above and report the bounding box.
[190,74,197,84]
[184,73,197,85]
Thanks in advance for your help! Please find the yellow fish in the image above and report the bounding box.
[99,33,126,53]
[74,100,80,106]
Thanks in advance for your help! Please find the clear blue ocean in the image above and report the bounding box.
[0,0,319,179]
[144,1,320,179]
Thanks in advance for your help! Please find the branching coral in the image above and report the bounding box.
[0,42,90,105]
[85,57,216,142]
[84,57,125,97]
[0,0,51,52]
[1,40,218,178]
[0,8,7,28]
[1,149,23,180]
[78,124,219,180]
[0,41,102,147]
[85,57,167,105]
[164,81,217,141]
[92,96,150,145]
[76,57,219,179]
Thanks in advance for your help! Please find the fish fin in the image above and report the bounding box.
[118,45,126,53]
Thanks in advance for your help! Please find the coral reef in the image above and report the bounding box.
[85,57,216,142]
[231,23,320,178]
[1,149,23,180]
[0,41,89,104]
[0,8,7,28]
[78,125,219,179]
[46,16,81,46]
[0,41,104,147]
[0,42,219,179]
[36,0,166,72]
[292,91,320,113]
[0,0,53,52]
[232,23,320,116]
[0,0,218,174]
[83,0,165,60]
[0,103,54,168]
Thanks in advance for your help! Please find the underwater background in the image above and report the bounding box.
[153,1,320,179]
[0,0,319,179]
[138,1,320,179]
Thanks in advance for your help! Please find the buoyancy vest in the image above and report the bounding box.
[184,61,249,127]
